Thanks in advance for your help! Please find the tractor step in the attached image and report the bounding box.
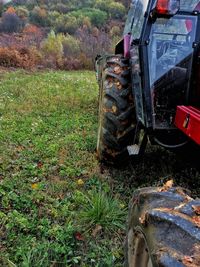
[175,106,200,145]
[127,144,140,155]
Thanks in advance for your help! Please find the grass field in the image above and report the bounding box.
[0,70,200,267]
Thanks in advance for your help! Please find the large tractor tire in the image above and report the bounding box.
[125,186,200,267]
[96,55,136,165]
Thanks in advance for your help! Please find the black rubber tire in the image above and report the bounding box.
[97,55,136,165]
[125,186,200,267]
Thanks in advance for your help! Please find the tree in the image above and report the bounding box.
[0,12,21,33]
[70,8,108,28]
[30,6,49,27]
[41,30,63,62]
[6,6,16,14]
[54,14,79,34]
[16,7,29,28]
[108,2,126,19]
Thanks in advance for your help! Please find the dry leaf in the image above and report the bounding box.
[139,212,147,225]
[192,216,200,227]
[182,256,193,265]
[37,161,43,168]
[31,183,39,190]
[77,179,84,186]
[75,232,84,241]
[165,179,173,188]
[92,224,102,237]
[192,206,200,216]
[160,179,173,192]
[120,203,125,209]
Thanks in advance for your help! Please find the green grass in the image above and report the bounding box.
[0,70,200,267]
[0,70,128,267]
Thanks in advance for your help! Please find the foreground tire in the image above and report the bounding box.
[125,186,200,267]
[97,55,136,165]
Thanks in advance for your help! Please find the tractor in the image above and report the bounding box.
[96,0,200,266]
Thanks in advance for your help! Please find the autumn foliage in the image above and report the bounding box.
[0,1,126,70]
[0,46,41,68]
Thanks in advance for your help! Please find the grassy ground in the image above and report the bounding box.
[0,70,200,267]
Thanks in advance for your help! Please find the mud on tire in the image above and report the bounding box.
[97,55,136,165]
[125,187,200,267]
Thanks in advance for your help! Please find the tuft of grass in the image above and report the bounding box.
[80,190,126,232]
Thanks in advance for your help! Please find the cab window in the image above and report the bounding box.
[180,0,200,11]
[124,0,149,39]
[131,0,148,39]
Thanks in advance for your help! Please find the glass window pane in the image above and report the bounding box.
[124,0,148,38]
[180,0,200,11]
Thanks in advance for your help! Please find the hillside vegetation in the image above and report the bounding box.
[0,0,129,69]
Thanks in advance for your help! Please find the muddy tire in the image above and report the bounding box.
[97,55,136,165]
[125,187,200,267]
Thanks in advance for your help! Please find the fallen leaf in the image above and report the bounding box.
[77,179,84,186]
[31,183,39,190]
[75,232,84,241]
[182,256,193,265]
[120,203,125,209]
[159,179,173,192]
[114,66,121,75]
[192,216,200,227]
[37,161,43,168]
[92,224,102,237]
[139,212,147,225]
[192,206,200,216]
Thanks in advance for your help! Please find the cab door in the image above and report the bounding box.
[129,0,149,125]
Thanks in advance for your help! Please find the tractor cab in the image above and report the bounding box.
[96,0,200,165]
[124,0,200,148]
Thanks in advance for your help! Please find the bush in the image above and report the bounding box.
[110,25,121,37]
[0,46,41,68]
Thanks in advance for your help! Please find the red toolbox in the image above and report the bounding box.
[175,106,200,145]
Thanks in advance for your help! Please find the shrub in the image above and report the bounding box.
[0,46,41,68]
[110,25,121,37]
